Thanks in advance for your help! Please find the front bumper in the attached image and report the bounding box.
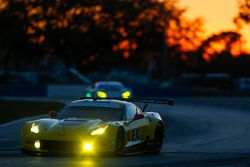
[21,136,115,155]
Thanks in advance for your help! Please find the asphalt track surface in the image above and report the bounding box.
[0,97,250,166]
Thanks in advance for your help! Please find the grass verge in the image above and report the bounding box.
[0,99,64,124]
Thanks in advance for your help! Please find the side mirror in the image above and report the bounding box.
[50,111,57,119]
[133,114,144,120]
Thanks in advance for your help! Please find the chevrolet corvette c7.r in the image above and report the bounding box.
[21,98,173,155]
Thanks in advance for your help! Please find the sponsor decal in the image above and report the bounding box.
[130,128,143,141]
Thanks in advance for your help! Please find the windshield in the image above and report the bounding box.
[58,106,123,121]
[97,84,123,91]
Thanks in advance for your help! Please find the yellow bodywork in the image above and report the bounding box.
[21,112,163,155]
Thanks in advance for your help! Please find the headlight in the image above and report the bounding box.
[91,125,108,135]
[83,143,93,151]
[85,92,92,98]
[30,124,39,134]
[34,140,40,149]
[97,91,107,98]
[122,91,131,98]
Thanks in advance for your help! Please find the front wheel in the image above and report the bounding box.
[115,128,126,156]
[152,123,164,154]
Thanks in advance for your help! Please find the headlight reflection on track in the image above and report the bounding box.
[80,159,96,167]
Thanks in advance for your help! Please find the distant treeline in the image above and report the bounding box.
[0,0,250,78]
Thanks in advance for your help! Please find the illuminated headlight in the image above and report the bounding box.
[97,91,107,98]
[30,124,39,134]
[85,92,92,98]
[91,125,108,135]
[34,140,40,149]
[122,91,131,99]
[83,143,92,151]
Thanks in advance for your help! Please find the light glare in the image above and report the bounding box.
[97,91,107,98]
[91,125,108,135]
[84,143,92,151]
[122,91,131,98]
[86,92,92,97]
[30,124,39,134]
[34,140,40,149]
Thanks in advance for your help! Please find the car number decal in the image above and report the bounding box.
[131,128,142,141]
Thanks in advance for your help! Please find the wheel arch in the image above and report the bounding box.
[154,121,164,135]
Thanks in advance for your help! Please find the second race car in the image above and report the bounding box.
[84,81,133,99]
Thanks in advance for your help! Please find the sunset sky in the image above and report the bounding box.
[179,0,250,52]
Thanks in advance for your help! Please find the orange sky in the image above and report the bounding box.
[179,0,250,52]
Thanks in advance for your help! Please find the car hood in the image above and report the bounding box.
[26,118,106,140]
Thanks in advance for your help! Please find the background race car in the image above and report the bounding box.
[84,81,133,99]
[21,98,174,155]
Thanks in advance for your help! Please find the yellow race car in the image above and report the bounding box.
[21,98,173,155]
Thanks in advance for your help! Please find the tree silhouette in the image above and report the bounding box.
[0,0,204,77]
[196,31,243,74]
[235,0,250,25]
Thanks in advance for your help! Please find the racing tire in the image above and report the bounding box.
[152,123,164,154]
[21,148,31,155]
[115,128,126,156]
[21,148,39,156]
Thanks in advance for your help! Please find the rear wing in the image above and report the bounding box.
[126,98,174,106]
[126,98,174,112]
[79,97,174,112]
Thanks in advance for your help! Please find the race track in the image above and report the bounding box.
[0,98,250,166]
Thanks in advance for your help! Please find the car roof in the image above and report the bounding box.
[70,99,134,108]
[95,81,124,87]
[205,73,229,78]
